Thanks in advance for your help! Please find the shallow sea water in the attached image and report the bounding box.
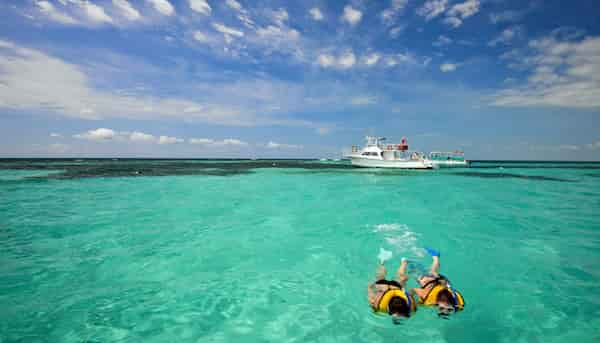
[1,160,599,342]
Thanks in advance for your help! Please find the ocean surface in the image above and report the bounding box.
[1,159,599,342]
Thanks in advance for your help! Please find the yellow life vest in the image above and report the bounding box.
[421,284,465,310]
[376,289,417,315]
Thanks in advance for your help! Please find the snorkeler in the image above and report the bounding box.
[412,248,465,318]
[367,258,417,320]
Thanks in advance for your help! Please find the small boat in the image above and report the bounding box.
[346,136,433,169]
[428,151,469,168]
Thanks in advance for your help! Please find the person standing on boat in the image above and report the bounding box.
[367,258,417,322]
[412,248,465,318]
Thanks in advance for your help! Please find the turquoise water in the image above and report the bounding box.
[1,161,599,342]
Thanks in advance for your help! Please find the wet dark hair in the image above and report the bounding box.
[388,296,409,317]
[436,289,455,306]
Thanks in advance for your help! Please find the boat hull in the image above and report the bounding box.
[350,157,433,169]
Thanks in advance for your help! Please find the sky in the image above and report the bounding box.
[0,0,599,160]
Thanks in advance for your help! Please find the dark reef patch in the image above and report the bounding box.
[0,159,354,180]
[452,171,574,182]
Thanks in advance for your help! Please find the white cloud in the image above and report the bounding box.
[256,25,299,41]
[364,53,381,66]
[266,141,303,149]
[48,143,69,153]
[79,1,113,23]
[225,0,242,11]
[36,1,78,25]
[447,0,480,19]
[342,6,362,26]
[0,40,258,125]
[74,128,117,141]
[433,35,453,47]
[338,51,356,69]
[381,0,408,25]
[309,7,324,21]
[147,0,174,16]
[189,138,214,145]
[316,127,331,135]
[490,10,525,24]
[112,0,141,21]
[350,96,376,105]
[489,26,522,46]
[158,135,183,144]
[316,51,355,69]
[443,16,462,28]
[317,53,335,68]
[587,141,600,150]
[189,138,248,147]
[50,132,63,138]
[416,0,447,21]
[389,25,405,38]
[189,0,211,15]
[440,63,458,72]
[212,22,244,43]
[271,8,289,26]
[492,34,600,108]
[193,30,209,42]
[129,131,156,142]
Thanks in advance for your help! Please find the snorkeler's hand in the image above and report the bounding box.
[424,247,440,257]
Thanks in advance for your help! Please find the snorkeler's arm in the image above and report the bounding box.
[395,258,409,286]
[412,287,427,301]
[429,256,440,276]
[367,284,377,307]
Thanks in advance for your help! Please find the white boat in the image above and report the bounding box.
[346,136,433,169]
[428,151,469,168]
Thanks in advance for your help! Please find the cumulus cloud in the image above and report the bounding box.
[443,0,479,28]
[225,0,242,11]
[193,30,209,42]
[212,22,244,43]
[381,0,408,25]
[309,7,324,21]
[158,135,183,144]
[490,10,525,24]
[189,0,211,15]
[266,141,303,149]
[147,0,174,16]
[50,132,64,138]
[492,32,600,108]
[78,0,113,23]
[389,25,405,38]
[0,40,261,126]
[364,53,381,66]
[440,63,458,72]
[189,137,248,146]
[350,96,376,105]
[317,51,356,69]
[416,0,447,21]
[129,131,156,142]
[587,141,600,150]
[433,35,453,47]
[74,128,118,141]
[443,16,462,28]
[488,26,523,46]
[113,0,141,21]
[338,51,356,68]
[447,0,480,19]
[342,5,362,26]
[36,1,78,25]
[48,143,70,154]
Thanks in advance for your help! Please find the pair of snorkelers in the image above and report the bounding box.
[367,248,465,321]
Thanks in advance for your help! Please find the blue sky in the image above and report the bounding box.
[0,0,599,159]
